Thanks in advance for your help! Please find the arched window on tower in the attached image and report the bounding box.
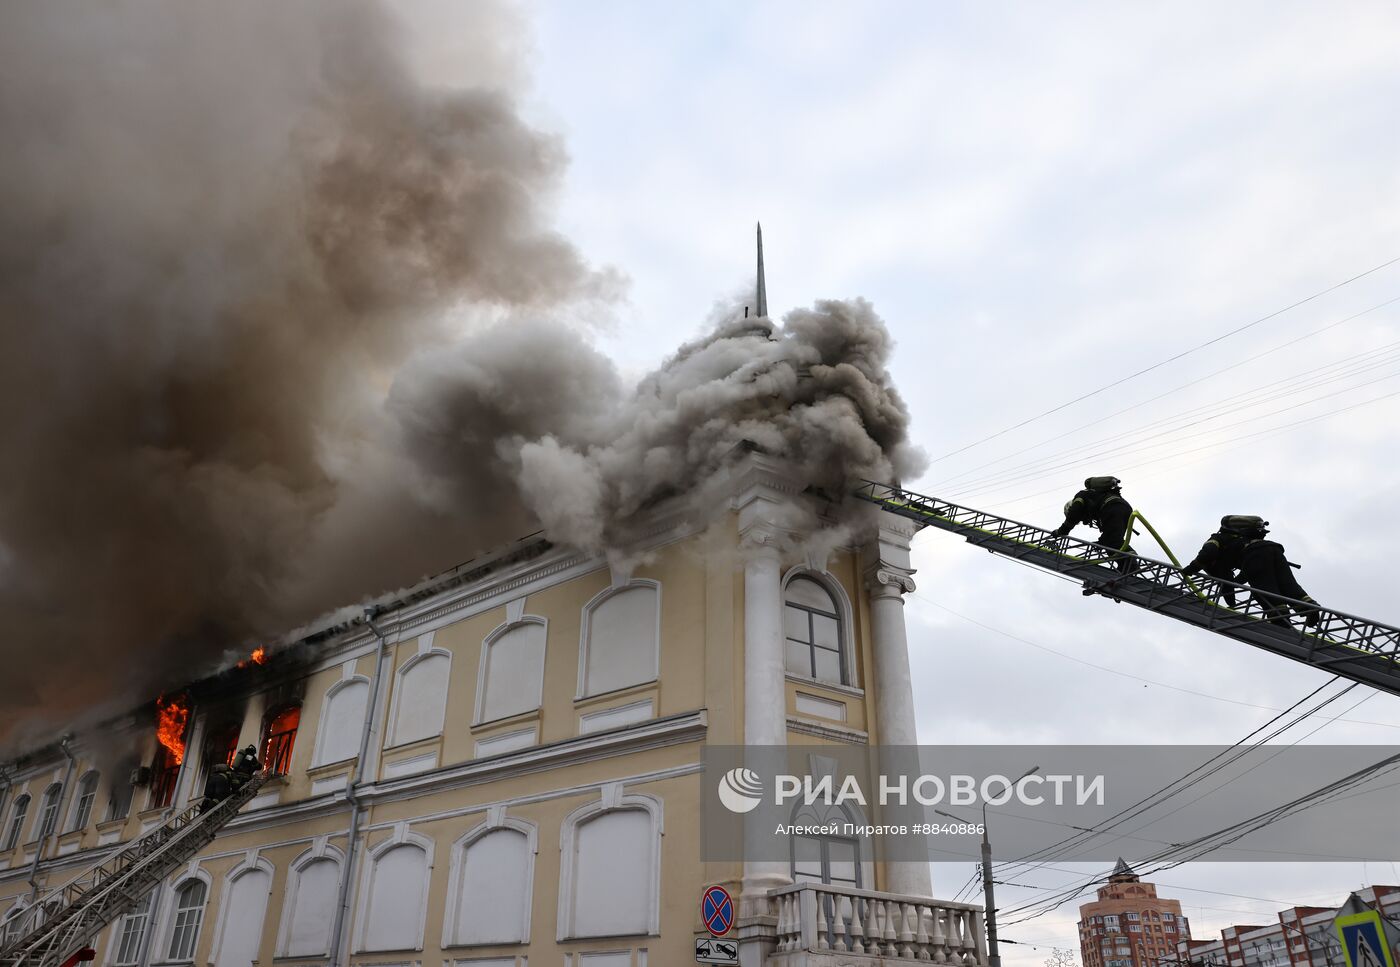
[262,705,301,776]
[783,576,847,685]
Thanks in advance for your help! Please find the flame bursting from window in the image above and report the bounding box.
[155,693,190,765]
[236,646,268,670]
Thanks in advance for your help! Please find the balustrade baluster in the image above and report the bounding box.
[815,889,832,951]
[898,901,917,957]
[849,896,867,954]
[832,893,851,952]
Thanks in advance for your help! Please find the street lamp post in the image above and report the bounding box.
[937,765,1039,967]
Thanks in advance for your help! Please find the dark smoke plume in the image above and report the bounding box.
[0,2,922,753]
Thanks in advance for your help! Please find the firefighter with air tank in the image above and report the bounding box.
[1184,515,1320,627]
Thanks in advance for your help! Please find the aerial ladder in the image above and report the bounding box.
[0,772,270,967]
[855,481,1400,697]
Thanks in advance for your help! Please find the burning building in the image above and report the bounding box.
[0,233,983,966]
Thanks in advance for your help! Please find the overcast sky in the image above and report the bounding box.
[405,2,1400,959]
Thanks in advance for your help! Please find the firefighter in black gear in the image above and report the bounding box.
[200,764,232,813]
[1181,516,1253,606]
[230,744,260,789]
[1050,476,1137,581]
[1233,519,1321,628]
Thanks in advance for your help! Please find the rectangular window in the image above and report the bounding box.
[1131,925,1142,933]
[1128,913,1141,921]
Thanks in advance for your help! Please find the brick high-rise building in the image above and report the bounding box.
[1079,859,1192,967]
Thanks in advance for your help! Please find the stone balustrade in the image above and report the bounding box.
[770,882,987,964]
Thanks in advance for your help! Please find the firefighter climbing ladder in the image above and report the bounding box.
[0,773,270,967]
[854,481,1400,698]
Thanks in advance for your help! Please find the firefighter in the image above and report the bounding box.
[1181,516,1254,606]
[1049,476,1137,580]
[200,764,232,813]
[230,744,260,788]
[1234,519,1321,628]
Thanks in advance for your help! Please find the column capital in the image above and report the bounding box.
[864,564,916,598]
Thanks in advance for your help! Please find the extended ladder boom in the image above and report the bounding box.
[856,481,1400,696]
[1,773,270,967]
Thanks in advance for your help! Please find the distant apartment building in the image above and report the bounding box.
[1079,859,1192,967]
[1177,887,1400,967]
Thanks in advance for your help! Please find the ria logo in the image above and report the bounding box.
[717,767,764,813]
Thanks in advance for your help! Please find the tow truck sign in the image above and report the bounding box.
[695,935,740,965]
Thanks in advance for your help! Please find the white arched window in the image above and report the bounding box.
[444,818,536,946]
[356,831,432,953]
[165,877,209,962]
[475,619,547,724]
[70,772,99,831]
[783,573,851,685]
[389,648,451,747]
[4,795,30,850]
[3,899,30,946]
[312,676,369,766]
[276,847,343,958]
[558,792,662,940]
[37,783,62,841]
[577,582,660,698]
[210,857,273,967]
[109,892,153,966]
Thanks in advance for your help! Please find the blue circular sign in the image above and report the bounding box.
[702,884,734,937]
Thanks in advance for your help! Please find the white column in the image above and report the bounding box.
[741,526,791,904]
[865,512,933,898]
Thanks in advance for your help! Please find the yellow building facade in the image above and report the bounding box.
[0,455,985,967]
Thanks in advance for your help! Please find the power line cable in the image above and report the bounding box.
[950,364,1400,501]
[927,294,1400,487]
[940,342,1400,497]
[931,258,1400,463]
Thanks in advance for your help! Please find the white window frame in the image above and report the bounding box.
[353,824,434,953]
[556,788,663,941]
[69,771,100,831]
[385,643,454,748]
[104,890,154,967]
[37,783,63,841]
[4,794,30,850]
[206,852,274,966]
[274,841,345,958]
[474,616,548,726]
[575,580,662,700]
[442,811,538,947]
[156,870,211,964]
[780,567,858,688]
[310,674,371,767]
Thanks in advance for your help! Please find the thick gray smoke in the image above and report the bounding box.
[0,2,921,752]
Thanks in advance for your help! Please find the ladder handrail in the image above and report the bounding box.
[855,480,1400,670]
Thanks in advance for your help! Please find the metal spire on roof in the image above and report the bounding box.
[755,222,768,318]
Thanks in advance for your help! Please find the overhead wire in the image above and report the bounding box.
[927,294,1400,490]
[930,256,1400,463]
[940,342,1400,499]
[982,384,1400,511]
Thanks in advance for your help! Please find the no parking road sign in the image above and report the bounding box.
[701,884,734,937]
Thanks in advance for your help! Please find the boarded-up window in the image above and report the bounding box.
[449,828,531,944]
[391,653,450,745]
[479,623,546,723]
[213,867,271,966]
[568,809,652,938]
[361,844,427,952]
[581,585,658,697]
[313,679,368,766]
[279,856,339,957]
